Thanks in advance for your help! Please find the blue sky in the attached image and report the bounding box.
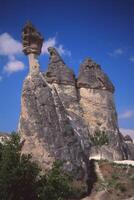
[0,0,134,138]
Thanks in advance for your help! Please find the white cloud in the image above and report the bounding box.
[108,48,124,57]
[42,36,71,56]
[0,33,22,56]
[57,44,71,57]
[129,55,134,62]
[119,110,134,119]
[120,128,134,140]
[4,57,25,74]
[42,37,56,54]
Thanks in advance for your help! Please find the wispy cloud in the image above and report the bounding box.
[3,56,25,74]
[119,110,134,119]
[42,37,56,54]
[0,33,22,57]
[108,48,124,57]
[57,44,71,57]
[129,55,134,62]
[42,36,71,57]
[120,128,134,140]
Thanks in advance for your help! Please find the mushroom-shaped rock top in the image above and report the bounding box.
[22,21,44,55]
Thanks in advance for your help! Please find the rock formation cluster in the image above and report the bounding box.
[19,22,130,185]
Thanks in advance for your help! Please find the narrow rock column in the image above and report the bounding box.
[22,21,44,75]
[28,53,40,75]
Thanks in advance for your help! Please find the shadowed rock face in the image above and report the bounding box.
[19,46,130,188]
[22,21,44,55]
[45,47,75,85]
[77,58,115,93]
[19,72,90,187]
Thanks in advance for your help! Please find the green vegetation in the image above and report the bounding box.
[0,133,79,200]
[90,130,109,147]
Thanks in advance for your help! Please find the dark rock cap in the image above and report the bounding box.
[45,47,75,85]
[77,58,115,93]
[22,21,44,55]
[124,135,133,142]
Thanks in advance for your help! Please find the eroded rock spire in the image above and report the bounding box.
[77,57,115,92]
[45,47,75,85]
[22,21,44,75]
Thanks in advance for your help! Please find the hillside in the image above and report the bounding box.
[82,160,134,200]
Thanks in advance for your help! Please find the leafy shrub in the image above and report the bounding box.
[0,133,40,200]
[0,133,78,200]
[37,161,74,200]
[90,130,109,147]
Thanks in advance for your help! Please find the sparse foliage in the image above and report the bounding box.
[90,130,109,147]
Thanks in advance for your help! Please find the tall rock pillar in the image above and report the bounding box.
[77,58,127,160]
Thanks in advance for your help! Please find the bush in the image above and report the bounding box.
[0,133,40,200]
[90,130,109,147]
[0,133,77,200]
[37,161,74,200]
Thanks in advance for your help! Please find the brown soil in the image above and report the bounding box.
[90,160,134,200]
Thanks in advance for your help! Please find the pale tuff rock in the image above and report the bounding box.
[77,58,128,160]
[19,23,131,186]
[78,88,118,131]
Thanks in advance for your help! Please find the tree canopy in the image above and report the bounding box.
[0,133,78,200]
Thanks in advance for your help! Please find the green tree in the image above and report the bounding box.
[0,132,77,200]
[0,132,40,200]
[37,161,74,200]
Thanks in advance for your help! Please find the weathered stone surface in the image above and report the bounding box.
[22,21,44,55]
[19,73,90,184]
[45,47,75,85]
[127,143,134,160]
[77,58,114,93]
[78,88,118,131]
[77,58,128,160]
[90,131,129,160]
[22,22,44,75]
